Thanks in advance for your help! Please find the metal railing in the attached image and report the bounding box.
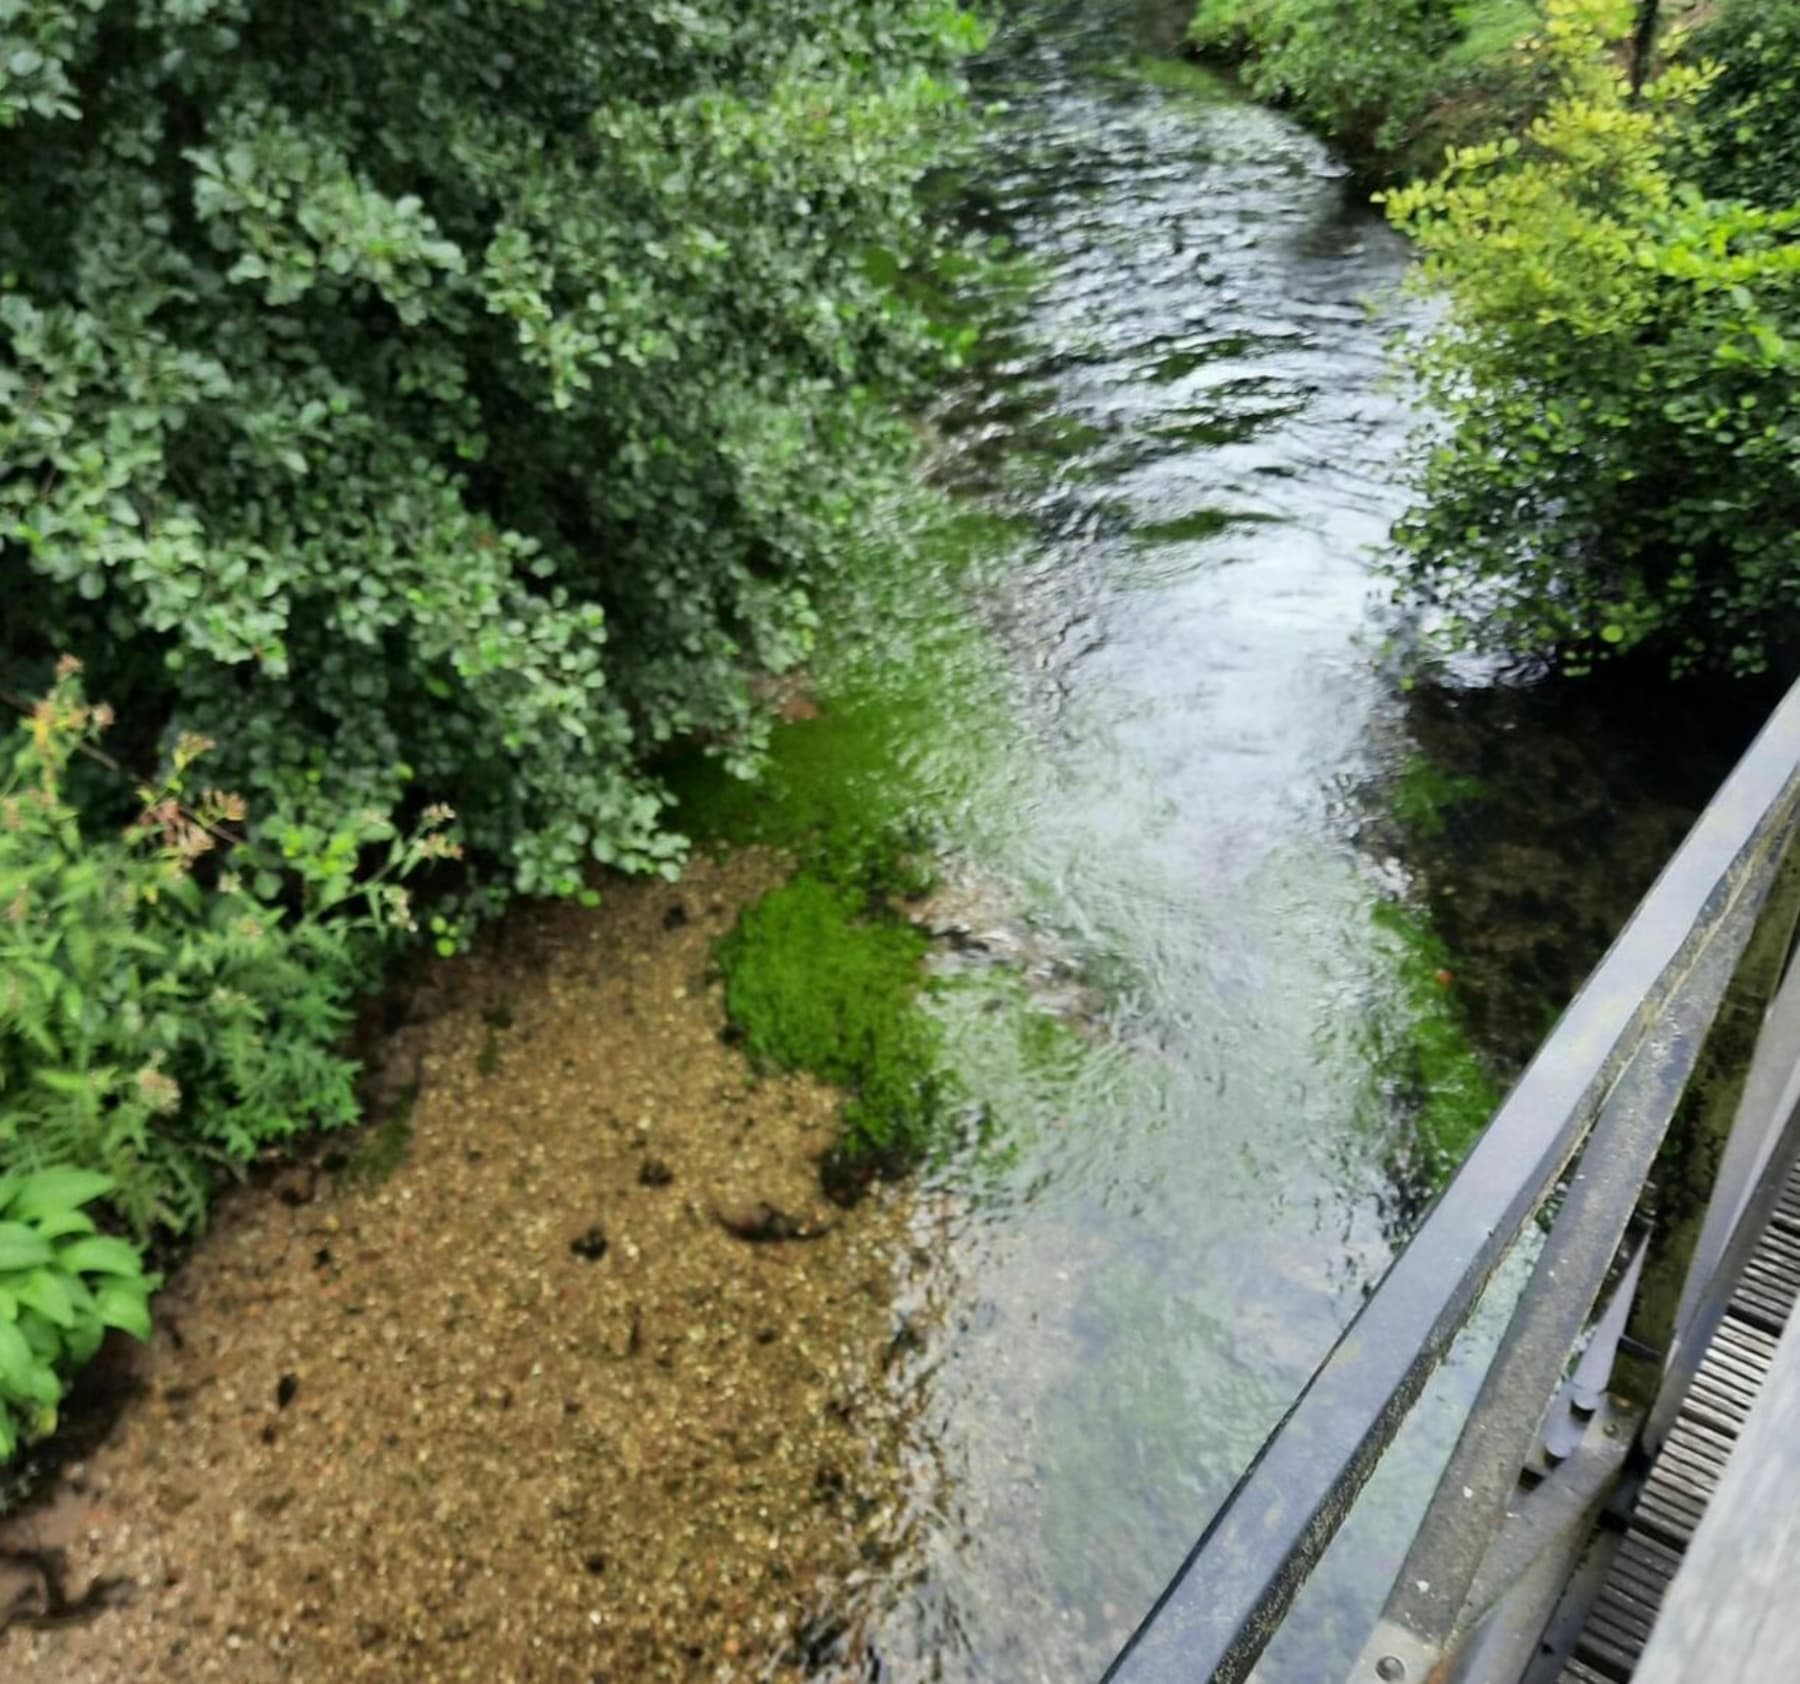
[1102,676,1800,1684]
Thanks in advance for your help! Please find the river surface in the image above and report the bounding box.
[809,3,1744,1681]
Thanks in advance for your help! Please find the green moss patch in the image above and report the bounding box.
[1366,899,1500,1189]
[717,874,946,1161]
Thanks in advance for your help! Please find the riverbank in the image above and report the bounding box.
[1184,0,1543,181]
[0,852,927,1682]
[1184,1,1718,183]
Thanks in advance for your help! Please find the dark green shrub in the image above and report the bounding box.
[1190,0,1539,164]
[1683,0,1800,207]
[0,1,984,902]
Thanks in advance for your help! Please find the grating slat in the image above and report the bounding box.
[1558,1139,1800,1675]
[1560,1662,1618,1684]
[1555,1144,1800,1669]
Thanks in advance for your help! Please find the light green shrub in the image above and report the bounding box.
[0,665,448,1235]
[1383,0,1800,676]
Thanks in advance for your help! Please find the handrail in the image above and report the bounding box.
[1102,675,1800,1684]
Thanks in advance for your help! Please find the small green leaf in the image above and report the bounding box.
[1601,624,1626,644]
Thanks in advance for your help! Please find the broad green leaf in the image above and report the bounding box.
[56,1235,145,1278]
[31,1209,97,1241]
[15,1269,76,1329]
[17,1310,60,1362]
[95,1282,153,1341]
[65,1318,104,1365]
[0,1318,41,1399]
[6,1168,114,1223]
[0,1224,52,1271]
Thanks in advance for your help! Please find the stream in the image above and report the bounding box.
[814,3,1748,1679]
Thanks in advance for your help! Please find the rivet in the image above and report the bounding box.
[1376,1659,1407,1683]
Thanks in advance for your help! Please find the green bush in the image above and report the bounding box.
[0,665,445,1235]
[1383,0,1800,676]
[1190,0,1540,163]
[0,0,984,903]
[0,1168,155,1461]
[1682,0,1800,207]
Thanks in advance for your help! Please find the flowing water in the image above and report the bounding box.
[802,3,1751,1680]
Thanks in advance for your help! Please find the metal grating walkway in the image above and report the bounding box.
[1558,1155,1800,1682]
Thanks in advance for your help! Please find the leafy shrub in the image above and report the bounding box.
[717,873,945,1160]
[1681,0,1800,207]
[1190,0,1541,164]
[0,1168,155,1461]
[1,665,446,1235]
[0,0,984,904]
[1382,0,1800,676]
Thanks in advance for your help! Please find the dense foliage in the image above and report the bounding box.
[1382,0,1800,676]
[0,0,983,903]
[1681,0,1800,208]
[0,1168,155,1460]
[0,6,982,1459]
[1189,0,1539,166]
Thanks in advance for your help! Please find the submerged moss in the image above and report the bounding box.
[717,874,947,1161]
[1109,54,1232,99]
[1366,899,1500,1192]
[1390,752,1487,840]
[1132,508,1276,544]
[671,707,935,898]
[343,1104,416,1187]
